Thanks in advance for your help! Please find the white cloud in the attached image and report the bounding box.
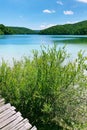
[40,23,56,29]
[57,1,63,5]
[76,0,87,3]
[66,21,78,24]
[40,25,46,29]
[64,10,74,15]
[43,9,56,14]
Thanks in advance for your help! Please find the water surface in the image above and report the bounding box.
[0,35,87,64]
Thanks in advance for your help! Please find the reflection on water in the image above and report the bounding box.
[0,35,87,63]
[53,37,87,44]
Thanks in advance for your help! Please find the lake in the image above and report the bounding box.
[0,35,87,64]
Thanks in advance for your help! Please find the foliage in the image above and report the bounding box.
[7,27,35,34]
[39,20,87,35]
[0,24,13,34]
[0,45,87,130]
[0,24,35,35]
[0,20,87,35]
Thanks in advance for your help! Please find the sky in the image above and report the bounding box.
[0,0,87,30]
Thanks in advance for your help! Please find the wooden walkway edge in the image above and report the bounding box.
[0,97,37,130]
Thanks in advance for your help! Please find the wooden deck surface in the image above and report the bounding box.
[0,97,37,130]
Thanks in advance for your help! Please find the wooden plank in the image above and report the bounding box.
[0,103,11,113]
[12,119,28,129]
[19,126,27,130]
[0,112,21,128]
[23,118,29,123]
[2,116,23,130]
[12,119,32,130]
[0,110,16,123]
[11,121,25,130]
[22,119,29,124]
[11,119,32,130]
[31,126,37,130]
[0,98,5,103]
[23,119,32,129]
[0,96,37,130]
[24,122,32,129]
[0,106,15,119]
[0,98,5,107]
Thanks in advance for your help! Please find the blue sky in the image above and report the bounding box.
[0,0,87,29]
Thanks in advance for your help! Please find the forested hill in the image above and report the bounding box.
[8,27,35,34]
[0,24,35,34]
[0,20,87,35]
[39,20,87,35]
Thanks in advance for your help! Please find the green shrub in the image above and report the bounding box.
[0,45,87,130]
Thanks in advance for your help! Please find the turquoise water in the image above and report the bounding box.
[0,35,87,63]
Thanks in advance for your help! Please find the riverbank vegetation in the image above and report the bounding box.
[0,45,87,130]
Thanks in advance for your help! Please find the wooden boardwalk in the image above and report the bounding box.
[0,97,37,130]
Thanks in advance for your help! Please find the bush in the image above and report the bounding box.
[0,45,87,129]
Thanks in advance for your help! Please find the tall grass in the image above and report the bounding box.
[0,45,87,130]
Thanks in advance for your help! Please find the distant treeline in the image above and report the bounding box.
[0,24,35,34]
[39,20,87,35]
[0,20,87,35]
